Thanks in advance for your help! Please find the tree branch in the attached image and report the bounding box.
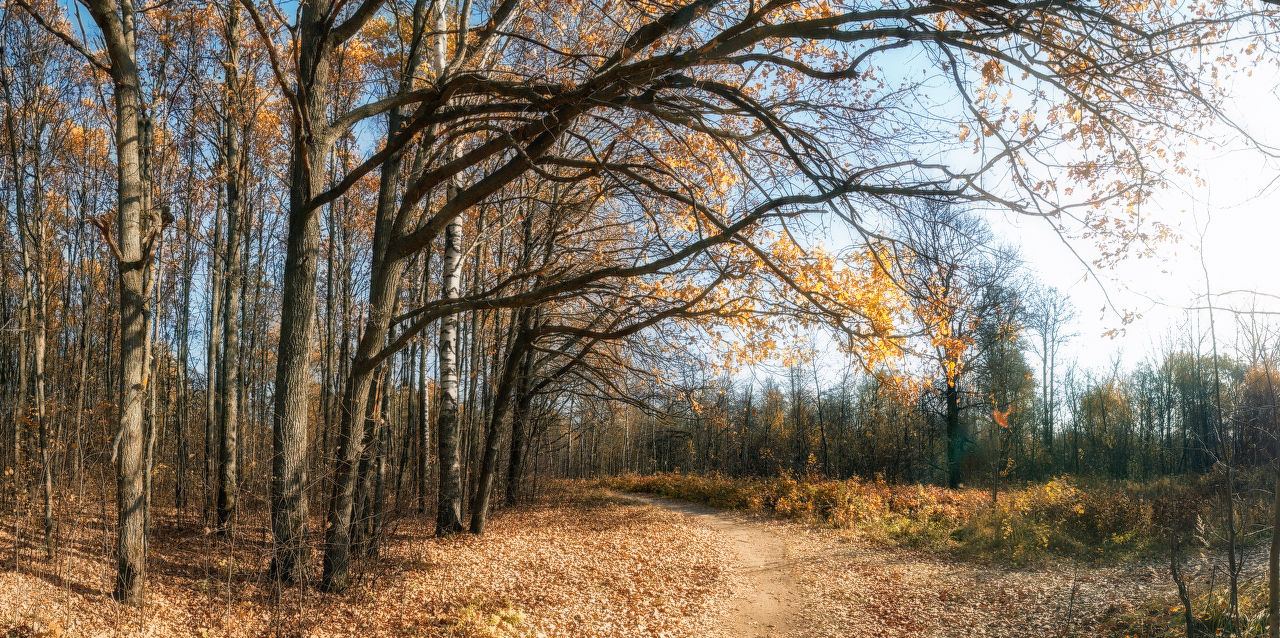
[14,0,111,72]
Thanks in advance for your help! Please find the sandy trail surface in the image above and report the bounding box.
[624,492,810,637]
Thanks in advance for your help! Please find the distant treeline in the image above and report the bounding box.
[550,323,1279,488]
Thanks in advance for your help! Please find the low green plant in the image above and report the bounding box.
[451,597,527,637]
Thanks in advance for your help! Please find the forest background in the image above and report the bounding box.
[6,0,1280,636]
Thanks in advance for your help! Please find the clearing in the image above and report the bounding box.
[625,491,1201,638]
[3,486,1233,637]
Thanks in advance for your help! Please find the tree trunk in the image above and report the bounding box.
[349,378,381,558]
[436,211,465,536]
[417,254,431,513]
[215,2,242,533]
[174,128,196,525]
[320,5,432,579]
[33,200,51,553]
[371,390,389,552]
[206,165,224,524]
[139,110,160,547]
[1,61,29,507]
[321,190,409,589]
[946,380,962,489]
[471,308,531,534]
[1041,332,1054,456]
[812,363,829,476]
[84,0,150,602]
[269,0,336,582]
[504,312,537,505]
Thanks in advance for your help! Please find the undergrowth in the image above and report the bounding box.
[602,472,1218,564]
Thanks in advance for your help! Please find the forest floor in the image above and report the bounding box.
[0,485,1253,637]
[0,487,738,638]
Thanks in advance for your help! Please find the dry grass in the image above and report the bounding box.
[603,472,1209,563]
[0,486,735,637]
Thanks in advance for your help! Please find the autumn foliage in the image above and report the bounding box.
[604,472,1233,563]
[4,0,1280,634]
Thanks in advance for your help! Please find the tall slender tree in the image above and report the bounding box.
[215,0,243,533]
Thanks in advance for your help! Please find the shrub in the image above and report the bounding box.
[603,472,1195,563]
[950,478,1162,563]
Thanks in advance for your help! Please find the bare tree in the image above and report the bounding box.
[1026,286,1078,470]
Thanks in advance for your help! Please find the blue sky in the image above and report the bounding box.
[1006,61,1280,373]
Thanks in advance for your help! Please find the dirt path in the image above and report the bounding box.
[622,492,1202,637]
[624,493,808,638]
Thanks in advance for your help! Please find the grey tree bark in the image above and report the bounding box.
[471,308,533,534]
[30,140,50,555]
[264,0,388,583]
[268,0,334,582]
[417,251,431,514]
[504,312,537,505]
[215,0,243,533]
[320,0,428,590]
[80,0,152,603]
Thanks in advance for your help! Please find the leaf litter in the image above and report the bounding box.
[1,484,1223,638]
[0,487,736,637]
[779,519,1200,637]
